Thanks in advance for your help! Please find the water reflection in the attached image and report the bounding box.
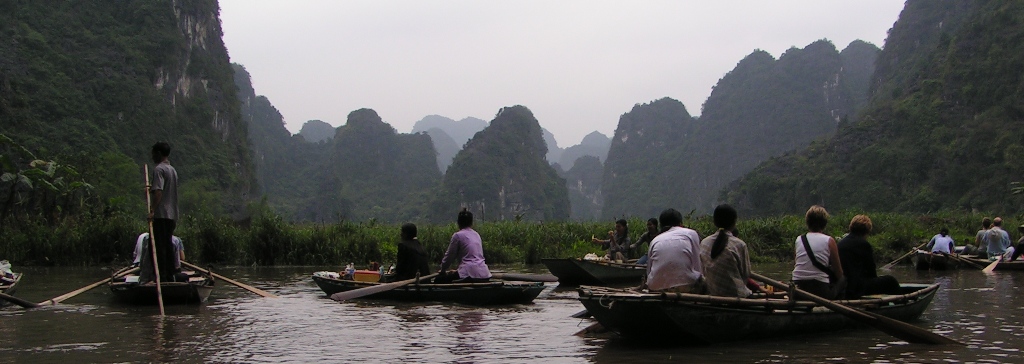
[1,264,1022,363]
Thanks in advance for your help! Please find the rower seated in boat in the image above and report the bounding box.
[133,233,188,282]
[391,223,431,282]
[926,228,955,255]
[644,208,706,294]
[434,209,491,284]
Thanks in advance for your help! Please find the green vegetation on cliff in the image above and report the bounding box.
[726,0,1024,215]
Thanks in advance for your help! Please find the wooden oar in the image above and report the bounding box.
[750,272,963,345]
[570,309,592,318]
[981,258,1000,273]
[330,273,440,302]
[491,272,559,282]
[180,261,278,298]
[144,164,165,317]
[0,292,38,308]
[946,254,986,270]
[38,267,140,305]
[881,241,929,270]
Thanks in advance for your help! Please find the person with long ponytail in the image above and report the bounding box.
[698,204,753,297]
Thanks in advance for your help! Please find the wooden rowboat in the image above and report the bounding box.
[914,251,959,270]
[577,283,939,343]
[109,268,214,305]
[959,256,1024,271]
[0,272,23,307]
[311,271,545,305]
[541,258,644,286]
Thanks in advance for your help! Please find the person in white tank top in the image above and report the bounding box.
[791,205,845,299]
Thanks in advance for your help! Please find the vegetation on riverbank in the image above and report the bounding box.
[0,206,1011,268]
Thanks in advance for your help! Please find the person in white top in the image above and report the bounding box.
[644,208,704,293]
[133,233,185,270]
[927,228,955,254]
[791,205,845,299]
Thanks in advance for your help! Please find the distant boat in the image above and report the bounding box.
[958,256,1024,271]
[0,272,23,307]
[541,258,644,286]
[108,267,215,305]
[914,251,959,270]
[311,271,545,306]
[578,283,939,343]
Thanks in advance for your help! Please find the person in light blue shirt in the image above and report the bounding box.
[986,217,1012,260]
[927,228,954,254]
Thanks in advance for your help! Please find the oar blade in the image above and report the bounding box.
[982,259,1000,273]
[329,273,439,302]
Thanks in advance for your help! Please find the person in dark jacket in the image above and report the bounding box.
[837,215,901,299]
[393,223,431,281]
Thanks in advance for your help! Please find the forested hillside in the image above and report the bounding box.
[298,120,334,143]
[601,40,877,219]
[432,106,570,222]
[0,0,255,217]
[726,0,1024,215]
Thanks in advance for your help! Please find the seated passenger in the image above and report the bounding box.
[393,223,431,281]
[630,218,659,265]
[699,204,752,298]
[134,233,185,280]
[644,208,704,293]
[792,205,845,299]
[837,215,901,299]
[927,228,954,255]
[435,209,491,284]
[592,219,631,261]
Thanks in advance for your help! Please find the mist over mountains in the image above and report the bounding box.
[3,0,1017,224]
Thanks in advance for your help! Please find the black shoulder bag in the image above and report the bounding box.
[801,234,846,298]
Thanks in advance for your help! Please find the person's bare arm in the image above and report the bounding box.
[827,238,844,279]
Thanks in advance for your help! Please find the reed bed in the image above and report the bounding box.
[0,210,1013,268]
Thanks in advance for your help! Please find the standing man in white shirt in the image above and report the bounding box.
[644,208,705,293]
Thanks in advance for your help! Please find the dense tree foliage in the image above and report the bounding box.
[726,0,1024,215]
[0,0,255,217]
[560,155,604,220]
[432,106,570,222]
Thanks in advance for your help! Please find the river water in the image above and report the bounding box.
[1,263,1021,363]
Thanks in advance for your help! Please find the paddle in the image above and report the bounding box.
[946,254,986,270]
[881,241,929,270]
[570,309,592,318]
[330,273,439,302]
[0,292,38,308]
[750,272,963,345]
[490,272,558,282]
[981,258,1000,273]
[144,164,166,317]
[38,267,140,306]
[180,261,278,298]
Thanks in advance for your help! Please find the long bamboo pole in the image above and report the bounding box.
[145,164,165,317]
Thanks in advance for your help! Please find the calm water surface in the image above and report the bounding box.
[1,263,1021,363]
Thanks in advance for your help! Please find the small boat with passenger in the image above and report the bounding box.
[577,282,940,343]
[913,250,960,270]
[541,257,645,286]
[108,266,215,305]
[312,271,546,305]
[0,268,23,307]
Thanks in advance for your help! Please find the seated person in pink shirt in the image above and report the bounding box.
[435,208,492,283]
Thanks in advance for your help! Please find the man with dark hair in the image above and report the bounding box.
[644,208,704,293]
[436,208,491,283]
[393,223,430,281]
[142,142,179,283]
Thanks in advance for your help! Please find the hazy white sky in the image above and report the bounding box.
[219,1,905,146]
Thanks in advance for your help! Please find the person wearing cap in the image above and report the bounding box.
[435,208,491,283]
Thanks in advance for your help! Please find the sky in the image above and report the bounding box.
[218,1,905,147]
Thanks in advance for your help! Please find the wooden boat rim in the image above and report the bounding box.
[0,272,23,291]
[542,257,645,269]
[578,283,939,308]
[312,273,544,288]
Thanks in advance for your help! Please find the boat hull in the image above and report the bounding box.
[960,256,1024,271]
[109,269,214,305]
[312,273,545,305]
[541,258,644,286]
[914,251,959,270]
[0,273,22,307]
[578,283,939,343]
